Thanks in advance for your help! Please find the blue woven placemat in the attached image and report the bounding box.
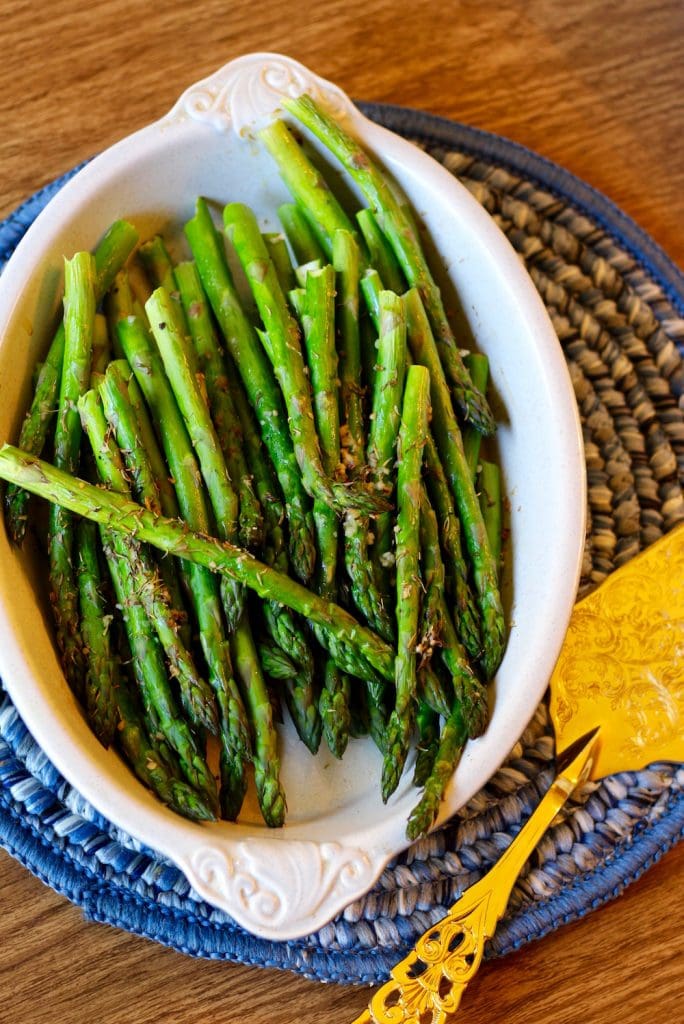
[1,105,683,985]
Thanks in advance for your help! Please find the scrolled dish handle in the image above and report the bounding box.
[165,52,358,135]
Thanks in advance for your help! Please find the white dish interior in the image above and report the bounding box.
[0,53,586,940]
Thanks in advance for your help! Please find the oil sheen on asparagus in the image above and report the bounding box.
[1,96,505,837]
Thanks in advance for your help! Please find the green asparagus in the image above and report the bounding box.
[278,202,327,263]
[282,95,495,434]
[223,202,385,516]
[333,231,394,644]
[382,364,430,802]
[463,353,489,478]
[48,251,96,694]
[259,119,355,256]
[75,518,119,746]
[405,287,505,680]
[230,610,286,828]
[413,703,440,788]
[115,674,216,823]
[175,260,264,552]
[423,433,483,661]
[367,290,407,581]
[5,219,138,544]
[146,286,244,629]
[299,262,344,756]
[185,197,315,580]
[263,231,297,294]
[0,446,395,683]
[78,388,218,735]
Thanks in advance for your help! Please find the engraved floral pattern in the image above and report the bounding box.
[550,524,684,775]
[185,838,373,935]
[169,53,356,136]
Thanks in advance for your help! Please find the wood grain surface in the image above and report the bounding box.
[0,1,682,1022]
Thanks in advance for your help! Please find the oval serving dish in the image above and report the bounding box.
[0,53,585,941]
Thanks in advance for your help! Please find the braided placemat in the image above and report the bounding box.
[1,105,683,985]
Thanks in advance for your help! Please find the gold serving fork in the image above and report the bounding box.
[354,521,684,1024]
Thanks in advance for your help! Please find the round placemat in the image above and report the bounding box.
[1,105,683,985]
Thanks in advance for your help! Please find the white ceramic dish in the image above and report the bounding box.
[0,53,585,940]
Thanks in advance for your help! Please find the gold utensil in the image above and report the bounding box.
[353,521,684,1024]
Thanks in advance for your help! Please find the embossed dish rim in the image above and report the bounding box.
[0,53,586,940]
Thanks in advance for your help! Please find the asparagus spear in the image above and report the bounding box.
[356,208,405,295]
[382,364,430,802]
[410,621,487,839]
[48,251,96,695]
[104,269,135,358]
[463,353,489,478]
[257,640,298,680]
[359,266,383,332]
[221,332,319,746]
[365,270,484,657]
[424,434,482,661]
[230,610,286,828]
[214,340,320,745]
[115,674,216,823]
[91,314,111,380]
[100,362,168,518]
[126,255,153,311]
[79,389,218,735]
[333,230,393,643]
[75,518,119,747]
[100,360,190,646]
[438,599,489,740]
[117,316,210,532]
[126,374,180,519]
[479,460,503,571]
[420,487,488,729]
[301,266,341,476]
[319,659,352,760]
[118,312,241,632]
[146,286,245,631]
[406,702,468,840]
[418,664,453,719]
[298,263,345,757]
[367,290,408,581]
[413,703,440,788]
[174,259,264,552]
[184,197,315,580]
[263,231,296,294]
[0,445,394,683]
[115,320,253,814]
[75,424,218,808]
[417,489,446,666]
[137,234,176,293]
[5,219,138,544]
[405,288,505,680]
[104,527,218,809]
[223,202,385,516]
[278,202,326,263]
[282,95,494,435]
[333,228,364,469]
[101,365,250,817]
[224,345,286,566]
[259,119,356,257]
[294,258,322,288]
[214,309,317,671]
[107,521,218,810]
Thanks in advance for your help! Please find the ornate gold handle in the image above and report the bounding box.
[352,730,599,1024]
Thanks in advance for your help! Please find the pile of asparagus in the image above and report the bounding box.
[0,96,504,839]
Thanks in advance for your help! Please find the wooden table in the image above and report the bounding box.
[1,1,682,1021]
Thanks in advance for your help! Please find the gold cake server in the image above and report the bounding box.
[353,521,684,1024]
